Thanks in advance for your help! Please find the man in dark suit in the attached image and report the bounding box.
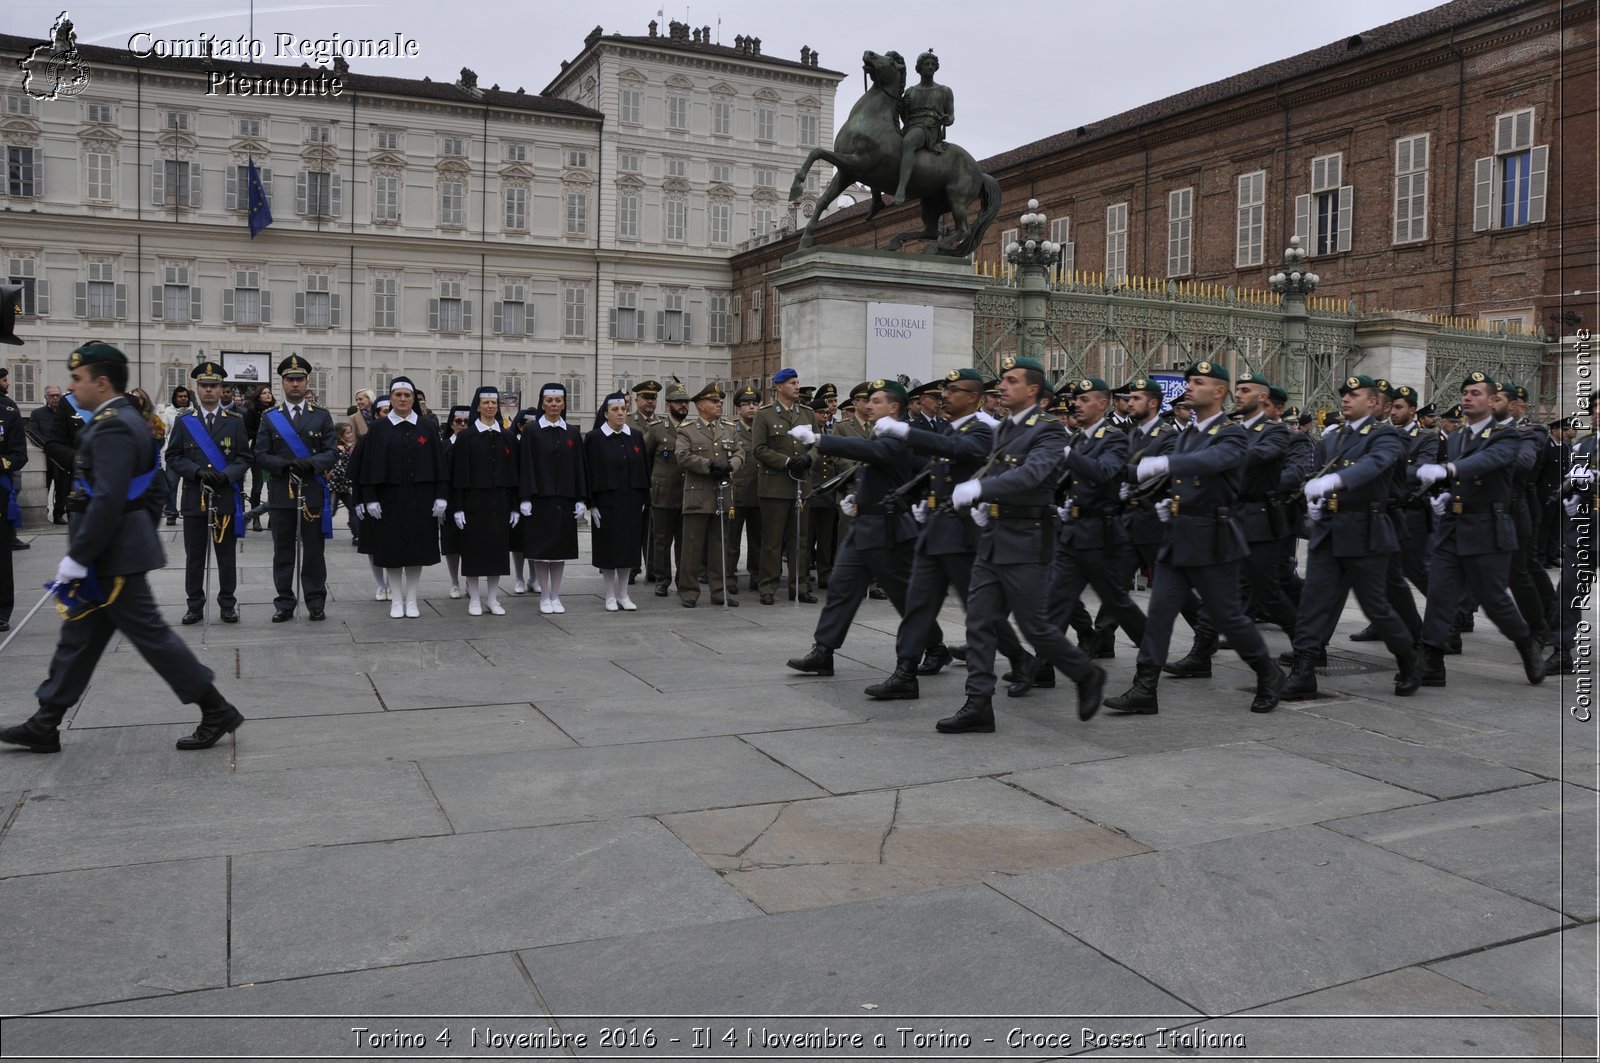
[0,374,26,630]
[1106,360,1285,715]
[1414,372,1546,686]
[937,356,1107,734]
[255,354,338,622]
[0,342,243,754]
[166,360,252,625]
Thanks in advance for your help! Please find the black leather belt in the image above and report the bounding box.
[987,503,1051,520]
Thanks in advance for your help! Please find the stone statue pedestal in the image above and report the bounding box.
[768,248,985,389]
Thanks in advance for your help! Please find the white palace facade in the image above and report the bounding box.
[0,20,843,411]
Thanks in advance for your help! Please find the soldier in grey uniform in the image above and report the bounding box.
[627,380,663,582]
[644,381,688,597]
[937,357,1107,734]
[751,368,816,605]
[1414,372,1546,687]
[674,381,743,607]
[166,359,252,624]
[727,385,762,591]
[1,342,244,754]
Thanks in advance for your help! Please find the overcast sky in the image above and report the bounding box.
[7,0,1448,162]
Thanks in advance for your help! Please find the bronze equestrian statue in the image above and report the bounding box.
[788,49,1001,257]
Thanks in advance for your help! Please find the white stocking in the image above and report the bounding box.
[446,553,461,587]
[467,578,482,607]
[512,552,525,582]
[547,562,565,599]
[384,567,403,593]
[533,561,552,600]
[404,565,422,606]
[601,569,617,599]
[486,578,501,606]
[371,563,389,590]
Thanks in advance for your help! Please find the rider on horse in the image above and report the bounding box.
[892,50,954,206]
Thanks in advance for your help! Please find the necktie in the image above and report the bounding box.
[291,406,301,429]
[206,412,215,432]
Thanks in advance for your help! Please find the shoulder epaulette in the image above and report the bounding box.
[93,408,117,423]
[1253,422,1265,432]
[1360,424,1372,435]
[1207,424,1221,435]
[1094,428,1106,438]
[1025,414,1039,426]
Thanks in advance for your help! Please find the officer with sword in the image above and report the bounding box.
[166,360,251,625]
[255,355,337,623]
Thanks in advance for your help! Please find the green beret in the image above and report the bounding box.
[1235,371,1273,389]
[68,340,127,370]
[1391,385,1420,404]
[1459,371,1498,393]
[999,355,1046,374]
[1069,376,1111,396]
[1184,360,1230,383]
[942,367,985,385]
[1339,374,1382,395]
[1268,385,1289,405]
[1124,377,1164,397]
[1500,381,1528,401]
[1373,378,1394,399]
[867,377,909,404]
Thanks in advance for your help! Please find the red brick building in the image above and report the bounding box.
[730,0,1596,388]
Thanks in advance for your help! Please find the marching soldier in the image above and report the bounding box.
[645,381,688,596]
[1269,386,1315,609]
[1106,360,1285,716]
[255,355,337,622]
[675,382,743,607]
[751,368,816,605]
[728,385,763,591]
[166,360,251,625]
[1549,392,1598,673]
[1,342,244,753]
[937,356,1107,733]
[1283,375,1420,700]
[1349,384,1437,643]
[1414,373,1546,686]
[1496,382,1558,646]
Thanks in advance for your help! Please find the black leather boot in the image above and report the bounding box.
[1546,647,1577,674]
[1277,647,1327,669]
[946,643,967,663]
[1280,653,1319,701]
[1393,649,1421,697]
[1444,629,1463,655]
[1104,664,1160,715]
[916,644,952,676]
[1347,623,1381,642]
[786,643,835,676]
[1004,654,1039,698]
[1420,646,1447,686]
[0,703,69,754]
[1163,629,1217,678]
[936,695,995,734]
[1515,637,1546,685]
[176,688,245,751]
[1076,665,1107,721]
[1249,659,1285,713]
[865,659,920,700]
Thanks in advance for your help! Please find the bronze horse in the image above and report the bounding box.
[789,49,1001,256]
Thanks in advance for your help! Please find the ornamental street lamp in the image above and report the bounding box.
[1267,235,1320,298]
[1269,236,1321,410]
[1005,199,1062,364]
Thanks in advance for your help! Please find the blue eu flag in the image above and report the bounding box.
[247,155,272,238]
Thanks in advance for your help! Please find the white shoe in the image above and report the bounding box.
[375,586,389,601]
[619,596,637,611]
[605,596,619,612]
[550,598,565,614]
[389,600,404,619]
[467,600,483,616]
[513,579,526,595]
[449,584,462,599]
[532,581,542,594]
[487,600,505,616]
[405,600,420,619]
[539,599,553,614]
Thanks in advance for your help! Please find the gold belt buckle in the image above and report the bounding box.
[927,494,938,509]
[1170,497,1180,516]
[1070,505,1081,519]
[1452,499,1463,514]
[989,503,1000,518]
[1327,496,1339,514]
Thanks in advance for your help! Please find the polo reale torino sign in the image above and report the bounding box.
[865,302,933,383]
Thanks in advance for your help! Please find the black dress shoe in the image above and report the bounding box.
[1347,623,1381,642]
[1005,655,1039,698]
[682,599,697,608]
[176,702,245,750]
[10,539,29,550]
[760,594,775,605]
[867,587,888,600]
[307,608,324,622]
[797,591,818,604]
[1250,662,1286,713]
[786,643,835,676]
[0,719,61,753]
[1420,647,1447,686]
[271,609,294,623]
[916,644,952,676]
[1077,665,1107,721]
[1546,648,1577,674]
[165,514,178,526]
[1515,637,1546,685]
[1393,650,1421,697]
[181,609,203,626]
[0,620,8,633]
[654,585,670,598]
[710,597,739,607]
[936,696,995,734]
[946,643,967,662]
[221,608,240,623]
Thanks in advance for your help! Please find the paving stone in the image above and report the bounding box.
[0,762,450,876]
[992,825,1565,1015]
[1324,781,1597,919]
[69,670,384,727]
[418,736,824,832]
[1006,742,1429,849]
[7,725,235,789]
[370,661,651,709]
[1447,690,1600,752]
[1290,695,1506,745]
[236,638,480,678]
[660,777,1148,913]
[0,858,227,1015]
[534,689,854,746]
[1004,694,1342,755]
[1439,729,1600,790]
[742,716,1121,794]
[1267,725,1539,798]
[233,704,577,773]
[1431,924,1599,1040]
[231,817,758,982]
[470,628,703,663]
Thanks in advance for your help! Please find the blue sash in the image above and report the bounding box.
[0,473,18,524]
[76,458,158,502]
[180,413,246,538]
[265,408,334,539]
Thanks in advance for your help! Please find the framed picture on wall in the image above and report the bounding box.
[222,350,271,383]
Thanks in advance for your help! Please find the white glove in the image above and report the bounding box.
[519,500,533,516]
[1304,473,1343,501]
[1568,465,1596,488]
[509,511,520,527]
[1308,498,1326,523]
[969,505,990,527]
[839,493,858,517]
[951,479,983,508]
[589,507,601,528]
[366,501,383,519]
[789,424,818,445]
[1057,503,1071,522]
[1118,482,1132,501]
[54,556,88,583]
[1136,456,1170,482]
[573,502,587,521]
[1430,492,1451,518]
[912,500,928,524]
[1155,498,1173,523]
[431,499,447,520]
[1417,463,1449,487]
[355,503,366,518]
[1062,443,1073,461]
[453,512,466,529]
[873,417,910,439]
[1565,496,1581,517]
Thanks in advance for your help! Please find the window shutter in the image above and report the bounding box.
[225,165,238,209]
[191,285,202,322]
[296,171,308,214]
[1294,194,1310,246]
[461,298,471,332]
[114,284,127,319]
[1336,185,1353,252]
[1312,156,1327,191]
[1326,155,1341,188]
[495,302,506,334]
[524,304,536,337]
[683,313,692,344]
[656,310,666,341]
[428,298,439,331]
[606,307,615,338]
[189,165,202,208]
[75,281,87,318]
[1495,113,1515,154]
[1472,157,1494,232]
[262,169,273,202]
[151,283,163,320]
[151,162,165,205]
[222,288,234,323]
[294,291,306,326]
[1515,110,1533,150]
[330,293,341,327]
[260,289,271,324]
[1528,144,1548,224]
[35,280,48,316]
[1395,139,1411,175]
[330,174,343,217]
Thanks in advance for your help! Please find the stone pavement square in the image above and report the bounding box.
[0,523,1594,1060]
